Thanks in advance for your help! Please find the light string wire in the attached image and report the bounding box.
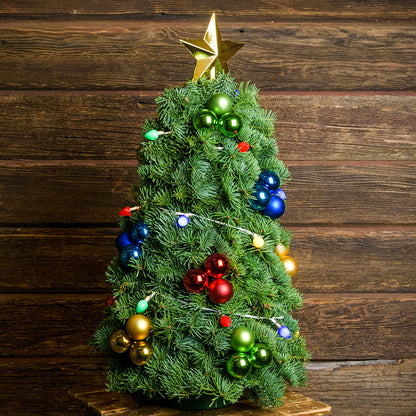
[116,283,285,329]
[172,210,260,238]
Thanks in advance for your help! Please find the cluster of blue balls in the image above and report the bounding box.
[250,170,286,219]
[115,223,150,268]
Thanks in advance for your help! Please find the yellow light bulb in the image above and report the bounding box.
[252,236,265,249]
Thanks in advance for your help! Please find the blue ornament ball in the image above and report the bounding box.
[130,223,149,243]
[257,170,280,193]
[250,186,271,211]
[262,195,285,219]
[278,326,291,339]
[274,188,287,200]
[120,244,142,268]
[115,231,132,252]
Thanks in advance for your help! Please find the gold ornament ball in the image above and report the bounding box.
[126,314,152,340]
[109,329,132,354]
[281,255,298,277]
[253,236,265,249]
[129,340,154,366]
[275,243,289,258]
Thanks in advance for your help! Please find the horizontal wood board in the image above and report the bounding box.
[1,3,415,416]
[0,21,415,90]
[70,389,331,416]
[1,227,415,293]
[1,93,415,161]
[0,358,414,416]
[1,293,415,360]
[1,1,416,20]
[0,162,414,226]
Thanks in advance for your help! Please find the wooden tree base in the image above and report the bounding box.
[69,386,331,416]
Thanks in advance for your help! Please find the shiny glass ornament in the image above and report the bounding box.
[230,327,255,352]
[183,268,209,293]
[129,340,153,366]
[281,255,298,277]
[120,244,142,268]
[218,112,243,137]
[262,195,285,219]
[226,353,252,378]
[274,188,286,200]
[129,223,149,243]
[115,231,132,252]
[126,314,152,341]
[208,279,233,304]
[250,186,271,211]
[193,109,218,130]
[206,93,233,116]
[204,253,229,278]
[257,170,280,193]
[250,343,272,368]
[278,326,291,339]
[109,329,132,354]
[274,243,289,258]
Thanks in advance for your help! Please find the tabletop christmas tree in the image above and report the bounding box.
[93,14,309,409]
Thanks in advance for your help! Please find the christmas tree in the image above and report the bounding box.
[93,14,309,409]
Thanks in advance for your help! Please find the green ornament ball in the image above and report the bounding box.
[226,353,252,378]
[230,326,255,352]
[218,112,243,137]
[206,93,233,116]
[250,343,272,368]
[193,109,218,130]
[136,300,148,313]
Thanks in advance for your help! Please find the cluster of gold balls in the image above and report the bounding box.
[274,244,298,277]
[109,314,153,366]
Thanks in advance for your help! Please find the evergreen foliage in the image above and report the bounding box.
[93,72,309,408]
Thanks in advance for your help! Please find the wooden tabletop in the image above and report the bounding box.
[69,386,331,416]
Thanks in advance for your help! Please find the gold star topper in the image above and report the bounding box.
[180,13,244,81]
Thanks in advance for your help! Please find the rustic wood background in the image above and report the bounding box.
[1,2,415,415]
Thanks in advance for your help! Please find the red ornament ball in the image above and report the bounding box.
[237,142,250,153]
[220,315,232,327]
[208,279,233,304]
[204,253,229,278]
[183,268,209,293]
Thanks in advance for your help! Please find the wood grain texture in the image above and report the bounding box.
[1,227,415,293]
[0,21,415,90]
[0,357,107,416]
[0,358,414,416]
[1,93,415,161]
[1,293,415,360]
[289,227,416,293]
[293,359,416,416]
[1,0,415,20]
[1,161,414,226]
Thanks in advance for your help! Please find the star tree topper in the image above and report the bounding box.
[180,13,244,81]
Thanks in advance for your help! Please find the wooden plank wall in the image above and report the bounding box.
[0,2,415,415]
